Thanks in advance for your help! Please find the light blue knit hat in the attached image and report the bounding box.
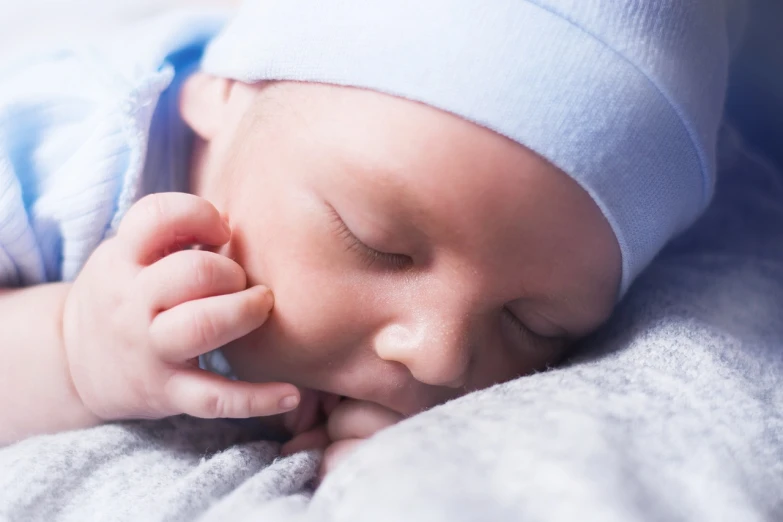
[201,0,737,296]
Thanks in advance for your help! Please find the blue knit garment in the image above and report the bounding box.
[202,0,740,295]
[0,11,226,286]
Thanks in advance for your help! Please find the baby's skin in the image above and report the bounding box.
[180,77,622,477]
[0,77,621,481]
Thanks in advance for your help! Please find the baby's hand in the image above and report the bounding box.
[61,193,300,422]
[321,400,403,478]
[281,399,403,481]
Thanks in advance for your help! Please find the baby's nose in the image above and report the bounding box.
[373,318,471,389]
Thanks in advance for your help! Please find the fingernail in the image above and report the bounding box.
[279,395,300,411]
[221,213,231,235]
[257,285,274,307]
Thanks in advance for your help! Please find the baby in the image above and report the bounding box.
[0,0,731,478]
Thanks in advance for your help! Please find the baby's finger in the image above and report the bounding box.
[117,193,230,265]
[320,439,365,479]
[164,369,300,419]
[327,400,403,441]
[140,249,247,312]
[150,285,273,361]
[280,425,331,457]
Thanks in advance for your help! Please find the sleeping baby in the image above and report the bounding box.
[0,0,732,478]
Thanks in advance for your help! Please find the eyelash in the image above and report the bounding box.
[328,207,412,270]
[502,307,533,337]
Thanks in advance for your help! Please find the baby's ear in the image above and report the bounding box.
[179,72,234,140]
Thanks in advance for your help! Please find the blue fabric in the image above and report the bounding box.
[0,1,744,296]
[0,10,226,286]
[203,0,744,296]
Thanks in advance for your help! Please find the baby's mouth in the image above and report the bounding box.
[282,389,343,436]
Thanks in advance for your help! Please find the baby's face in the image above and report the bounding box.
[183,78,620,428]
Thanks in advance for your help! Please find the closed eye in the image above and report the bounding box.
[502,307,569,344]
[502,307,532,337]
[327,205,412,270]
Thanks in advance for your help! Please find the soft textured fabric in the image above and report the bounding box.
[202,0,746,295]
[1,123,780,521]
[0,10,226,286]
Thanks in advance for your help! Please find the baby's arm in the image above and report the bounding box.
[0,283,101,446]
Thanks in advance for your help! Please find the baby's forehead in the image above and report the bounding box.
[239,81,567,226]
[243,80,550,171]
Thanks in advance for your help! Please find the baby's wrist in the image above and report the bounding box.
[49,282,105,432]
[57,283,105,426]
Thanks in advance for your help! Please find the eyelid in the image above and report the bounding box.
[503,306,570,340]
[326,204,412,270]
[502,307,532,337]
